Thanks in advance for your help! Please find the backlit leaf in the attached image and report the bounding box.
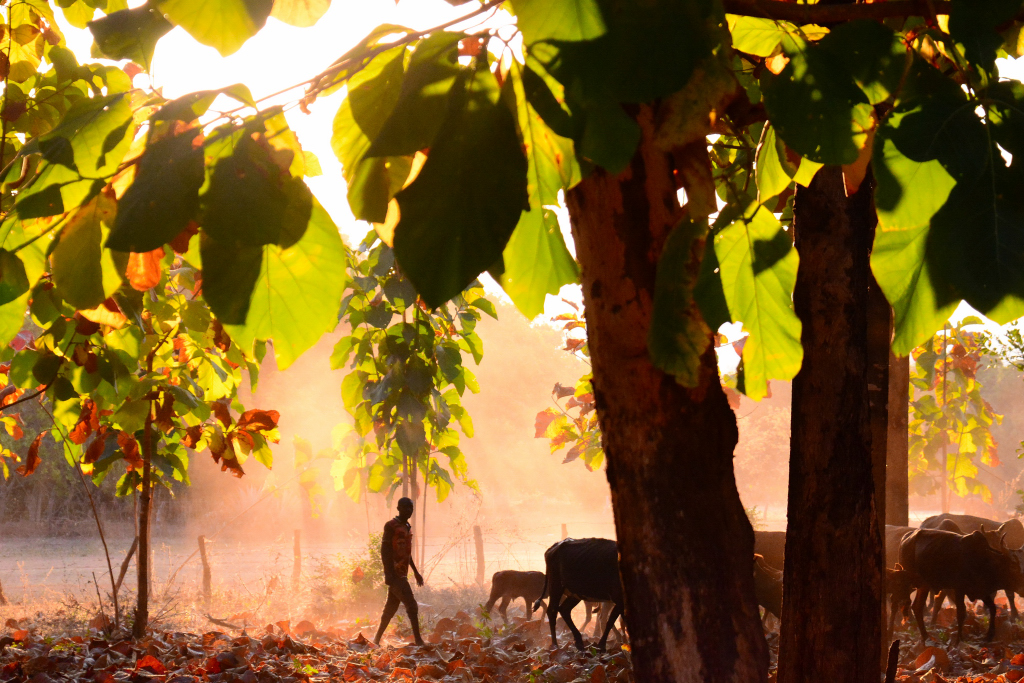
[509,0,606,44]
[715,204,802,400]
[394,62,528,308]
[225,200,347,370]
[87,5,173,68]
[270,0,329,27]
[51,192,121,309]
[158,0,274,56]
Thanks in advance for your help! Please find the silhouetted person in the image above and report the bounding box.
[373,497,424,646]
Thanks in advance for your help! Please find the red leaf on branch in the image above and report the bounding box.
[534,409,560,438]
[236,409,280,432]
[212,401,232,428]
[17,432,44,476]
[169,220,199,254]
[117,432,143,469]
[182,425,203,448]
[84,428,110,464]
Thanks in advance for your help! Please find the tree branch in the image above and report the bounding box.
[721,0,952,22]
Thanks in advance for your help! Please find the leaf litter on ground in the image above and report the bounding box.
[0,609,635,683]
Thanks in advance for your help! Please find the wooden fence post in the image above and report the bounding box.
[292,530,302,590]
[198,535,212,607]
[561,524,568,540]
[473,525,484,585]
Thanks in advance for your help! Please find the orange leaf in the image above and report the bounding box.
[295,620,315,636]
[212,401,232,428]
[88,613,110,631]
[276,620,291,634]
[351,566,365,584]
[126,248,164,291]
[11,630,27,641]
[136,655,166,674]
[16,432,44,476]
[117,431,143,469]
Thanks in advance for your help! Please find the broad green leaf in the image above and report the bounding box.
[727,15,826,58]
[270,0,329,27]
[818,20,907,106]
[648,217,712,387]
[755,123,796,202]
[201,133,313,248]
[225,200,347,370]
[0,251,30,306]
[366,32,462,158]
[331,46,406,222]
[500,207,577,319]
[499,64,579,318]
[0,292,30,346]
[394,63,528,308]
[51,192,121,309]
[761,35,874,164]
[158,0,273,56]
[715,204,801,400]
[200,237,263,324]
[107,129,204,253]
[87,5,173,68]
[949,0,1022,71]
[509,0,606,44]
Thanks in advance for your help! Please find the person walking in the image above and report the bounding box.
[373,497,424,646]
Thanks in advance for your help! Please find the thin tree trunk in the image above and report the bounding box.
[565,105,767,682]
[886,353,910,526]
[133,411,154,639]
[778,167,883,683]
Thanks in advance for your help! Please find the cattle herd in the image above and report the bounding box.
[485,515,1024,651]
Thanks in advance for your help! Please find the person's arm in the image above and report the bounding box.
[410,555,424,586]
[381,523,395,585]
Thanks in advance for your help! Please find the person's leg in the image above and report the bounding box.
[374,586,401,644]
[396,578,424,645]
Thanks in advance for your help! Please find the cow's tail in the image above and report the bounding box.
[533,571,549,613]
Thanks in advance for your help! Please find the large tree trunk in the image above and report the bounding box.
[867,273,891,536]
[778,167,884,683]
[886,354,910,526]
[566,107,768,683]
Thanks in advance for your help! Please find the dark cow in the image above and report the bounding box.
[754,554,783,621]
[534,538,624,651]
[899,528,1024,643]
[885,525,915,568]
[921,513,1024,549]
[927,519,1024,622]
[484,570,546,623]
[753,530,786,570]
[885,564,912,635]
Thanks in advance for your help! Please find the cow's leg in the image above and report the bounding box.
[523,596,533,622]
[930,590,947,624]
[983,594,998,641]
[596,603,624,652]
[912,586,930,645]
[954,591,967,644]
[546,588,562,648]
[1009,590,1019,622]
[498,597,510,624]
[558,595,585,650]
[581,601,594,633]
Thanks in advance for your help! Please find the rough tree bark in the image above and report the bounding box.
[778,167,884,683]
[566,107,768,683]
[886,354,910,526]
[868,273,891,535]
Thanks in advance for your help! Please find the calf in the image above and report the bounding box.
[534,538,624,651]
[899,528,1024,643]
[753,530,786,571]
[485,570,546,623]
[921,513,1024,549]
[886,564,912,635]
[754,554,783,621]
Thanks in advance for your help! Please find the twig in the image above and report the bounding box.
[205,613,242,630]
[45,406,121,630]
[115,537,138,594]
[92,571,105,620]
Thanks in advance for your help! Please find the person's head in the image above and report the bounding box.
[397,497,414,520]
